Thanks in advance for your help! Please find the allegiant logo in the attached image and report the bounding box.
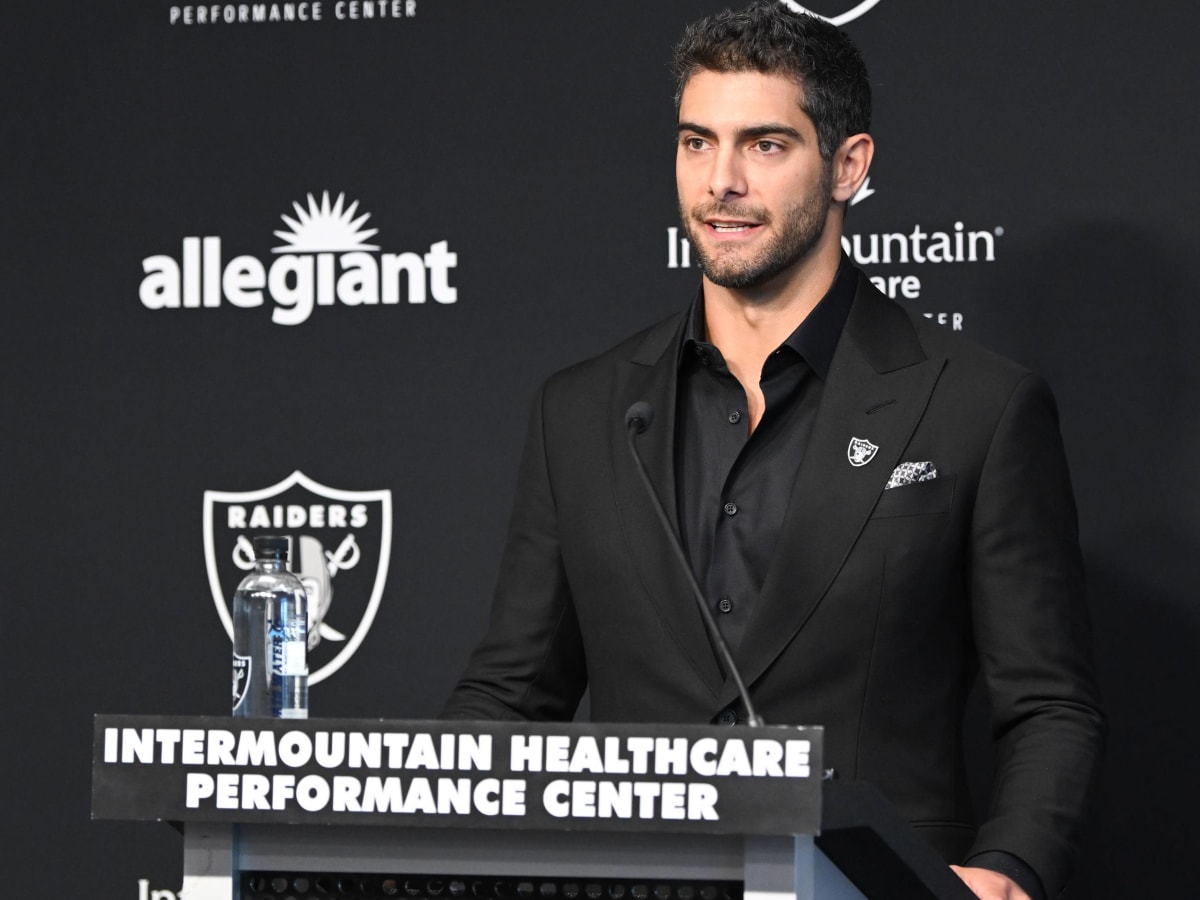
[139,192,458,326]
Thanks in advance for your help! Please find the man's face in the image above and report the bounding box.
[676,69,834,290]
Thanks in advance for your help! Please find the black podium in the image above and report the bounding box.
[92,716,974,900]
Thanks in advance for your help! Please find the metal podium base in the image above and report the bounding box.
[181,825,866,900]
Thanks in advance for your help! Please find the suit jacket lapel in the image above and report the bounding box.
[612,312,726,697]
[719,278,946,708]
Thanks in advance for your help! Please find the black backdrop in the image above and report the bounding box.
[5,2,1198,896]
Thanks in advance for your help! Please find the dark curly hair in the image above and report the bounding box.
[672,2,872,159]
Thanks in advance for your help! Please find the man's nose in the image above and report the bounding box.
[709,149,747,201]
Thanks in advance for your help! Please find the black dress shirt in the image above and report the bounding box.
[675,257,855,653]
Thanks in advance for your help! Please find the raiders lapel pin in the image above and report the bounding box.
[847,437,879,467]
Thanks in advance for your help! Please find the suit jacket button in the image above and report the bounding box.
[716,709,737,726]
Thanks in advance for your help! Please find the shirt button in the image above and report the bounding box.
[723,501,738,516]
[727,410,741,424]
[716,709,738,726]
[718,596,733,613]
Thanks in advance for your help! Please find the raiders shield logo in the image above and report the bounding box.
[847,436,880,467]
[777,1,884,26]
[204,471,393,685]
[232,654,250,710]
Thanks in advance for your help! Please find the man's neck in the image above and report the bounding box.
[702,240,841,374]
[700,238,843,433]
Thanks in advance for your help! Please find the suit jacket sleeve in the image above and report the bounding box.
[441,384,587,721]
[966,371,1105,896]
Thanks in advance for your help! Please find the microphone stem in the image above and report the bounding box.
[625,424,763,727]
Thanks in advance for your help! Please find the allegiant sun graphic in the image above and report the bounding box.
[139,192,459,325]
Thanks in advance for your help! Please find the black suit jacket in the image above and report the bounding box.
[444,274,1104,897]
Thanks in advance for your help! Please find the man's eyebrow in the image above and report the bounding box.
[677,121,717,139]
[739,123,804,142]
[676,121,805,142]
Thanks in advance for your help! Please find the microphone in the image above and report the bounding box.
[623,401,764,727]
[624,401,654,435]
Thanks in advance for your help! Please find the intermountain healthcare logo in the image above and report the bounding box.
[140,191,458,325]
[667,179,1001,331]
[777,1,883,25]
[204,471,392,684]
[840,179,1002,330]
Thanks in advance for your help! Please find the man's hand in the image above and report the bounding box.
[949,866,1032,900]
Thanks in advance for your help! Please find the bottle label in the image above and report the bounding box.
[275,639,307,676]
[232,653,251,711]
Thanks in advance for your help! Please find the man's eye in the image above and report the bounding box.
[756,140,780,153]
[685,137,706,150]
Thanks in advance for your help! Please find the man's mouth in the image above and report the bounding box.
[706,220,761,234]
[690,205,768,237]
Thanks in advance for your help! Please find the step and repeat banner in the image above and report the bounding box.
[5,2,1198,897]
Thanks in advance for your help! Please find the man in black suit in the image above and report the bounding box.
[443,6,1103,899]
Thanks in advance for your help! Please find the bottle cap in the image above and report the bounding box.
[252,535,290,561]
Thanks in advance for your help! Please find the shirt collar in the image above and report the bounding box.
[681,255,857,381]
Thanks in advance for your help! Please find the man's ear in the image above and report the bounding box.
[831,133,875,203]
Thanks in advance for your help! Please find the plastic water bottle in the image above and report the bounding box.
[231,536,309,718]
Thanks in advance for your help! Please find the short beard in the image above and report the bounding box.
[680,164,833,291]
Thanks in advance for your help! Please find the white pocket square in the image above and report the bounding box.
[885,461,937,490]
